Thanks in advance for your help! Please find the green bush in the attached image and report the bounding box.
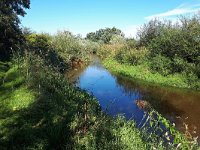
[86,27,125,44]
[97,44,124,58]
[116,47,149,65]
[79,39,100,54]
[172,56,188,73]
[150,55,172,76]
[186,72,200,89]
[126,38,137,49]
[26,33,68,71]
[26,33,52,54]
[133,15,200,84]
[51,31,83,62]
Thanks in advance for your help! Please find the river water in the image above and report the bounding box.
[67,57,200,141]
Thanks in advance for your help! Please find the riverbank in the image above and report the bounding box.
[103,58,199,90]
[0,60,147,149]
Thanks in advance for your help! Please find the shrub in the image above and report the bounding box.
[115,47,149,65]
[126,38,137,49]
[79,39,100,54]
[137,19,166,47]
[26,33,68,71]
[172,56,188,73]
[51,31,85,62]
[98,44,124,58]
[110,34,126,45]
[150,55,172,76]
[186,72,200,89]
[26,33,52,55]
[86,27,125,44]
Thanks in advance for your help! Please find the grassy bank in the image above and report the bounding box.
[0,58,148,149]
[103,58,199,90]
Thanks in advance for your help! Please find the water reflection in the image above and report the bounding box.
[115,74,200,138]
[67,57,200,141]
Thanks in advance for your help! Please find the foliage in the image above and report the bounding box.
[25,31,99,71]
[149,55,172,76]
[137,15,200,78]
[100,15,200,90]
[1,49,197,149]
[142,110,199,150]
[25,33,68,72]
[137,19,166,47]
[26,33,51,54]
[86,27,125,44]
[116,47,149,65]
[97,44,124,59]
[110,35,126,45]
[103,58,197,89]
[0,0,30,60]
[79,39,100,54]
[51,31,93,63]
[126,38,137,49]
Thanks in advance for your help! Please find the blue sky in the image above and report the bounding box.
[21,0,200,37]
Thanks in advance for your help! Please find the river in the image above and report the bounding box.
[66,56,200,142]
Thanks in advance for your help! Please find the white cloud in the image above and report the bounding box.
[145,3,200,20]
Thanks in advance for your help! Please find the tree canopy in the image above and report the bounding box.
[86,27,125,44]
[0,0,30,60]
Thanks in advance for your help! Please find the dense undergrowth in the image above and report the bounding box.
[97,15,200,90]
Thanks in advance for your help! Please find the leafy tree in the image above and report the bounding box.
[0,0,30,60]
[137,19,163,46]
[137,15,200,77]
[86,32,97,42]
[86,27,125,44]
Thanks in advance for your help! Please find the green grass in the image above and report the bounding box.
[103,58,193,89]
[0,63,37,149]
[0,60,148,149]
[0,61,9,85]
[0,63,35,110]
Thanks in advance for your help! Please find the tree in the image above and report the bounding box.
[86,27,125,44]
[0,0,30,60]
[137,19,167,47]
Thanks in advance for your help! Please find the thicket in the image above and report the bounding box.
[98,15,200,90]
[86,27,125,44]
[0,0,30,60]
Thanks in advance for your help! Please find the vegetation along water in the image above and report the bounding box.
[0,0,200,149]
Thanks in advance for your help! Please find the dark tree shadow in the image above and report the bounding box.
[0,86,78,150]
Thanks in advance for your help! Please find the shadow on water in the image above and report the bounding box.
[115,74,200,138]
[68,56,200,141]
